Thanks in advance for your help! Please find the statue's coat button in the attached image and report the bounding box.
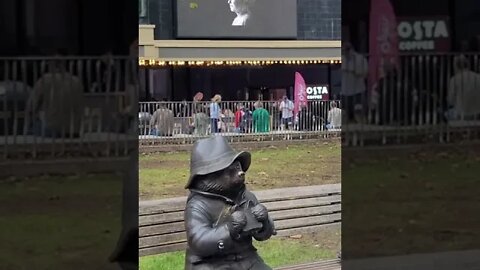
[217,240,225,250]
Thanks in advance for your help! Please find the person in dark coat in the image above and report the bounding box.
[184,136,276,270]
[149,105,174,136]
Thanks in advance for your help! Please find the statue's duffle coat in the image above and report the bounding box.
[184,187,275,270]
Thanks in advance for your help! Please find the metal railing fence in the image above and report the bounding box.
[341,52,480,145]
[138,99,342,145]
[0,56,138,160]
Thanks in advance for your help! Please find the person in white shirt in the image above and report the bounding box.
[447,55,480,121]
[341,42,368,123]
[327,101,342,129]
[218,110,228,133]
[279,96,294,130]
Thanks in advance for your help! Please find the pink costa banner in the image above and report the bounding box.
[293,72,308,118]
[368,0,400,92]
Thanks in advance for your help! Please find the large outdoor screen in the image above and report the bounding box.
[176,0,298,38]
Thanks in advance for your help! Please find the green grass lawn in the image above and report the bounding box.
[4,142,478,268]
[0,174,123,270]
[342,145,480,258]
[140,226,340,270]
[139,141,341,200]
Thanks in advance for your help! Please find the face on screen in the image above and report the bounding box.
[228,0,247,14]
[177,0,298,38]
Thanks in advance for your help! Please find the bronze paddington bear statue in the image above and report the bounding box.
[184,136,276,270]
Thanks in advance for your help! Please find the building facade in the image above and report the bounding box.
[343,0,480,53]
[140,0,341,40]
[138,0,342,101]
[0,0,137,56]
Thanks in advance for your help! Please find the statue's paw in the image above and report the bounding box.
[230,210,247,233]
[251,203,268,222]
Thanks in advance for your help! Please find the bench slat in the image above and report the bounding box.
[139,184,341,215]
[139,194,340,218]
[140,242,187,257]
[139,211,184,227]
[140,221,184,237]
[140,197,186,215]
[275,223,340,238]
[275,213,341,230]
[140,214,341,250]
[276,259,340,268]
[265,196,341,211]
[275,259,341,270]
[139,204,340,237]
[140,231,186,248]
[139,196,340,228]
[271,204,341,221]
[255,184,341,202]
[286,264,340,270]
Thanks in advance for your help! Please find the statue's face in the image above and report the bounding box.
[224,160,246,186]
[191,160,246,197]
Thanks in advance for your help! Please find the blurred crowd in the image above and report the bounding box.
[140,95,342,137]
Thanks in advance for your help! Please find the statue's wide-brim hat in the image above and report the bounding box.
[185,136,251,189]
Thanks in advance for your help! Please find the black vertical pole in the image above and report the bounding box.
[327,63,332,99]
[448,0,456,51]
[170,67,175,101]
[77,0,84,54]
[16,0,26,54]
[145,69,151,101]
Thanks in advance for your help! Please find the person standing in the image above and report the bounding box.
[217,109,227,133]
[234,104,245,133]
[26,53,85,138]
[327,101,342,129]
[448,55,480,121]
[209,94,222,134]
[193,104,209,136]
[242,105,253,133]
[149,105,174,136]
[341,42,368,123]
[279,96,294,130]
[252,101,270,133]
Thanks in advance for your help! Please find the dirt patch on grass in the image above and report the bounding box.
[140,160,187,170]
[245,153,340,190]
[280,225,341,252]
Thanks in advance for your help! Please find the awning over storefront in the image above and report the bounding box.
[139,25,341,66]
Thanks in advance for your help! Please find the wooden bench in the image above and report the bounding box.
[275,259,341,270]
[139,184,341,257]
